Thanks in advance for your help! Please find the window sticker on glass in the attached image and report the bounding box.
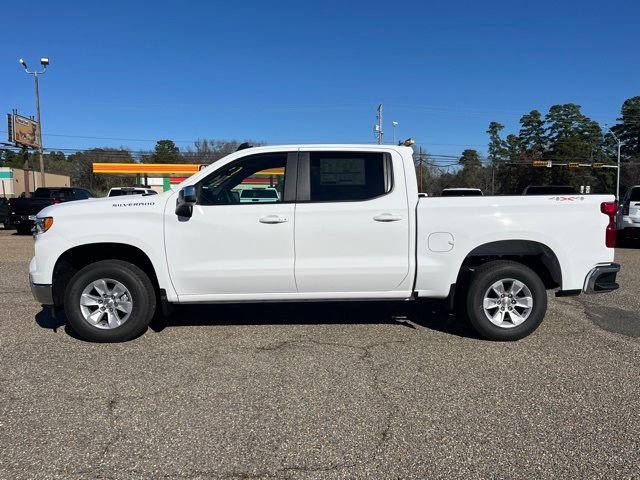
[319,158,366,186]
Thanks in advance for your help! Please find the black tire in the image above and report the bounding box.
[616,230,628,247]
[64,260,156,342]
[464,260,547,341]
[16,224,32,235]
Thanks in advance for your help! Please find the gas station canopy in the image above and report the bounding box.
[92,163,201,175]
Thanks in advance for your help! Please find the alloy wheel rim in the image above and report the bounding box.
[482,278,533,329]
[79,278,133,329]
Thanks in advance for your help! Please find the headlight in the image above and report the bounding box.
[34,217,54,235]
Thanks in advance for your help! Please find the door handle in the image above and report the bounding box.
[259,215,288,224]
[373,213,402,222]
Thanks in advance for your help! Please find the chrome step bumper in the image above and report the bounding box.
[583,263,620,294]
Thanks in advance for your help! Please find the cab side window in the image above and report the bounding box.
[307,152,391,202]
[198,153,288,205]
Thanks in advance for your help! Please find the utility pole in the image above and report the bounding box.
[375,104,383,144]
[413,146,427,193]
[19,57,49,188]
[21,146,30,198]
[419,146,423,192]
[491,164,495,195]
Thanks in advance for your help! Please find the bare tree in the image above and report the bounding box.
[183,139,264,165]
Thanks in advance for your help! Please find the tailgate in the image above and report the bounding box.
[11,199,53,216]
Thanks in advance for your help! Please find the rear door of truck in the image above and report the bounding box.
[293,148,411,294]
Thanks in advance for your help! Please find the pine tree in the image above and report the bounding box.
[487,122,507,164]
[150,140,181,164]
[519,110,546,159]
[611,96,640,159]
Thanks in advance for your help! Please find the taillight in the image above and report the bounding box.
[52,199,61,205]
[601,201,617,248]
[621,204,629,216]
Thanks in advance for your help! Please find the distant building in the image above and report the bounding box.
[0,168,70,198]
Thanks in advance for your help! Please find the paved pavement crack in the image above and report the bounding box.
[224,460,359,479]
[100,392,122,463]
[360,340,406,461]
[257,337,407,466]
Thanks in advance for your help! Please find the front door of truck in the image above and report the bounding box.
[293,149,411,294]
[164,151,298,301]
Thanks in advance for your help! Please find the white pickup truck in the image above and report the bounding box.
[29,145,620,342]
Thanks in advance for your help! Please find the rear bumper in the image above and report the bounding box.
[583,263,620,294]
[31,282,54,305]
[619,216,640,229]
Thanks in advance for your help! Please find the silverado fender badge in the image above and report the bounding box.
[112,202,156,207]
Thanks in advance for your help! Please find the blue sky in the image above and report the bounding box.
[2,0,638,158]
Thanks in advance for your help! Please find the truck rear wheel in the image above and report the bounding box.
[464,260,547,341]
[64,260,156,342]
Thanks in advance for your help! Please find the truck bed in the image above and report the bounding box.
[10,197,57,217]
[414,194,615,297]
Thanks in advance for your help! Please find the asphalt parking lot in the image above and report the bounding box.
[0,229,639,479]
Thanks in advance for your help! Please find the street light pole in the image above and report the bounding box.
[392,121,398,145]
[605,125,622,201]
[19,57,49,188]
[617,138,621,201]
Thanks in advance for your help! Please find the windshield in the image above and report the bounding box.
[629,188,640,202]
[34,188,70,199]
[240,189,278,199]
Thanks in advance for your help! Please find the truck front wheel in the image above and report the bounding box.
[464,260,547,341]
[64,260,156,342]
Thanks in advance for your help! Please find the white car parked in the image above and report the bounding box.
[617,185,640,238]
[239,187,280,203]
[107,187,157,197]
[29,144,620,342]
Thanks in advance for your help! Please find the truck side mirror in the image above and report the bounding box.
[175,186,197,218]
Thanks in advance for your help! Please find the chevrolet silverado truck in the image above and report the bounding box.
[29,145,620,342]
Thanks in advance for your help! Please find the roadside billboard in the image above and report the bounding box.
[8,113,39,148]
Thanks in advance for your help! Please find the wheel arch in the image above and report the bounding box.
[52,242,160,306]
[457,239,562,290]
